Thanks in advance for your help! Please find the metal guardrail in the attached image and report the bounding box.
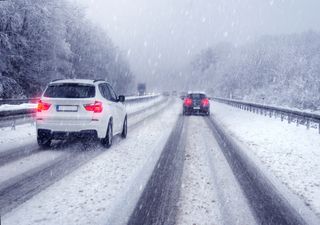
[212,97,320,133]
[0,94,161,129]
[0,98,39,105]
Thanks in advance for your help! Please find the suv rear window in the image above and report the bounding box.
[188,94,206,99]
[44,83,95,98]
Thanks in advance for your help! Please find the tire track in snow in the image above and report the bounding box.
[0,98,171,215]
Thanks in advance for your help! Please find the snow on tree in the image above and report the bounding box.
[0,0,134,98]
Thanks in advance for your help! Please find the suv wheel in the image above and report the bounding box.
[101,121,113,148]
[37,131,52,148]
[121,116,127,138]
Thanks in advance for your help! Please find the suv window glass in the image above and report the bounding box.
[99,83,112,100]
[44,83,95,98]
[106,84,118,101]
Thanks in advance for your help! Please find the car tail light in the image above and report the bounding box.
[84,101,103,113]
[184,98,192,107]
[37,100,51,112]
[201,98,209,106]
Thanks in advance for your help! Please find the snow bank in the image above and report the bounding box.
[211,101,320,217]
[0,103,37,112]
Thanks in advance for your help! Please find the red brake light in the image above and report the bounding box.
[84,101,103,113]
[201,98,209,106]
[184,98,192,107]
[37,100,51,112]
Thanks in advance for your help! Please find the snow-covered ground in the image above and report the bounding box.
[0,123,36,154]
[125,95,164,114]
[2,101,179,225]
[0,103,37,112]
[176,117,256,225]
[211,101,320,217]
[0,151,65,184]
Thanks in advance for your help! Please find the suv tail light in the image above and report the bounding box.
[201,98,209,106]
[84,101,103,113]
[37,100,51,112]
[184,98,193,107]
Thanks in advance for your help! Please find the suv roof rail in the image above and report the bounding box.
[93,79,105,83]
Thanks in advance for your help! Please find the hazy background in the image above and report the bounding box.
[77,0,320,89]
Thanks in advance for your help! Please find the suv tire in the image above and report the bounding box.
[121,116,127,138]
[37,132,52,148]
[101,121,113,148]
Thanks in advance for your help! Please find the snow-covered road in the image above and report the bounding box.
[0,97,171,215]
[2,99,179,225]
[176,117,256,225]
[1,97,319,225]
[211,101,320,218]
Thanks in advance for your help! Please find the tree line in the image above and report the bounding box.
[0,0,134,98]
[188,31,320,110]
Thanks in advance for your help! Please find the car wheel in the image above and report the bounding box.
[121,116,127,138]
[101,121,113,148]
[37,134,51,148]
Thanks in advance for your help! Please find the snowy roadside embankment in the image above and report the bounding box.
[0,103,37,112]
[2,102,180,225]
[125,95,164,115]
[211,101,320,217]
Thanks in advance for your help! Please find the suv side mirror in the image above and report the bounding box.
[118,95,125,102]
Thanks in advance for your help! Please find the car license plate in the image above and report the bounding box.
[193,106,200,110]
[57,105,78,112]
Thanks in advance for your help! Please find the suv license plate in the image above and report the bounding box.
[57,105,78,112]
[193,106,200,110]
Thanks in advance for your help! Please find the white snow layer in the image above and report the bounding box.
[0,103,37,112]
[2,101,179,225]
[211,101,320,217]
[176,117,256,225]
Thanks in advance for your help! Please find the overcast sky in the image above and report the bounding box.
[77,0,320,85]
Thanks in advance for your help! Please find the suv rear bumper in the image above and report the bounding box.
[36,119,107,139]
[38,129,98,140]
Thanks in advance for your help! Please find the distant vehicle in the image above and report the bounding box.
[36,79,127,148]
[183,92,210,116]
[137,83,146,96]
[172,90,177,96]
[162,91,170,96]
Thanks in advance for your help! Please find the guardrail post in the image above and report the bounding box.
[11,119,16,130]
[306,119,310,129]
[288,115,291,124]
[281,114,284,121]
[269,110,272,118]
[296,118,299,127]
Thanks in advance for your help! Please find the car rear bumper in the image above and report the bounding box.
[183,106,210,115]
[36,119,107,138]
[38,129,98,140]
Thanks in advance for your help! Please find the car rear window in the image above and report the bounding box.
[44,83,95,98]
[188,94,206,99]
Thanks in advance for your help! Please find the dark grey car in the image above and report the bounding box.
[182,92,210,116]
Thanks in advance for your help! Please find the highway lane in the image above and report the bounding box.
[0,98,171,215]
[1,99,318,225]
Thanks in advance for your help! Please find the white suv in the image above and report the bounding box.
[36,79,127,148]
